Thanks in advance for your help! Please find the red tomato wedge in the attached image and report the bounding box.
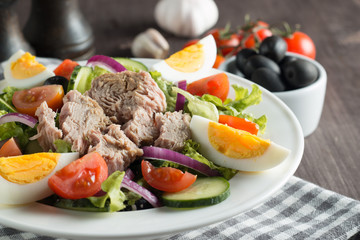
[219,115,259,135]
[53,59,79,80]
[186,73,230,102]
[0,137,22,157]
[213,55,225,69]
[12,85,64,117]
[141,160,197,193]
[48,152,108,199]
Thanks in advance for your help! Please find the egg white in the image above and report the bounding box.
[151,34,217,82]
[190,115,291,172]
[3,49,55,88]
[0,152,79,205]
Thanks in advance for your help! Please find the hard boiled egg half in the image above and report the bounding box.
[190,115,290,171]
[0,152,79,205]
[2,49,54,88]
[151,35,217,82]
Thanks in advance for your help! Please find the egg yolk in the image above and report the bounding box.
[208,122,270,159]
[0,153,60,184]
[11,52,46,79]
[165,43,204,73]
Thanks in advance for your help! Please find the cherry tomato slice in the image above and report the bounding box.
[48,152,108,199]
[53,59,79,80]
[141,160,197,193]
[219,115,259,135]
[0,137,22,157]
[186,73,230,102]
[12,85,64,117]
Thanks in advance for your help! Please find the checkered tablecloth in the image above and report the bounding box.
[1,176,359,240]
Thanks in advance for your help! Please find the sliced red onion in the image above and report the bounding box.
[0,112,37,128]
[142,146,220,177]
[86,55,126,73]
[121,177,162,208]
[124,168,135,180]
[175,80,187,111]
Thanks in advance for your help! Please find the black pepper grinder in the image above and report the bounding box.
[23,0,95,60]
[0,0,34,62]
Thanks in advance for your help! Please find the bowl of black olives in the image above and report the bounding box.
[219,36,327,137]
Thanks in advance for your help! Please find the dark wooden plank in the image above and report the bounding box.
[13,0,360,200]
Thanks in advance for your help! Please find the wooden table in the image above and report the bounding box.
[15,0,360,200]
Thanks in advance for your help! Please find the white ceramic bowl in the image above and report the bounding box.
[219,52,327,137]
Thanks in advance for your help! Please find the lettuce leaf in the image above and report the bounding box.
[0,110,35,148]
[0,86,18,112]
[88,171,127,212]
[201,84,267,133]
[182,140,238,180]
[150,71,177,112]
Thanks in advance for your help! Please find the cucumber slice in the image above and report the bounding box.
[113,58,148,72]
[67,66,93,93]
[162,177,230,208]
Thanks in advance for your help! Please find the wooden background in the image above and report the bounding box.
[14,0,360,200]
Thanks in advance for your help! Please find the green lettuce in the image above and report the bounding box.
[0,110,35,148]
[88,171,127,212]
[201,84,267,133]
[53,139,72,153]
[172,87,219,122]
[150,71,177,112]
[182,140,238,180]
[0,86,19,112]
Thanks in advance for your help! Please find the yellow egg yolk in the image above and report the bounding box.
[11,52,46,79]
[208,122,270,159]
[165,43,204,73]
[0,153,60,184]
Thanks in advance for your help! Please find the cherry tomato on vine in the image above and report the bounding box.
[244,28,273,49]
[283,31,316,59]
[208,28,240,56]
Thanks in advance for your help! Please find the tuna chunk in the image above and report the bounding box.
[154,111,191,152]
[86,71,166,146]
[59,90,110,155]
[88,124,143,174]
[87,71,166,124]
[33,101,63,152]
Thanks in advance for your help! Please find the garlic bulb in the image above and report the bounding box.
[154,0,219,38]
[131,28,169,59]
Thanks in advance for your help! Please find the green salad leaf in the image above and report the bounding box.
[201,84,267,133]
[0,86,19,112]
[182,140,238,180]
[150,71,177,112]
[172,87,219,122]
[88,171,127,212]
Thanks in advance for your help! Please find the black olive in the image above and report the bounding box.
[251,68,286,92]
[279,56,297,72]
[282,59,319,88]
[243,55,281,78]
[44,76,68,92]
[224,59,245,77]
[235,48,257,72]
[259,36,287,63]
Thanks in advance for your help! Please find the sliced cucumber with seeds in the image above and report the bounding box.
[162,177,230,208]
[67,66,93,93]
[113,58,148,72]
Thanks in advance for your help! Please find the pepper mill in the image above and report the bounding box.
[23,0,95,60]
[0,0,34,62]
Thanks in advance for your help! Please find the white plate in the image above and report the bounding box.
[0,58,304,240]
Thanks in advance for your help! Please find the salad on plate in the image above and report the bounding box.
[0,35,290,212]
